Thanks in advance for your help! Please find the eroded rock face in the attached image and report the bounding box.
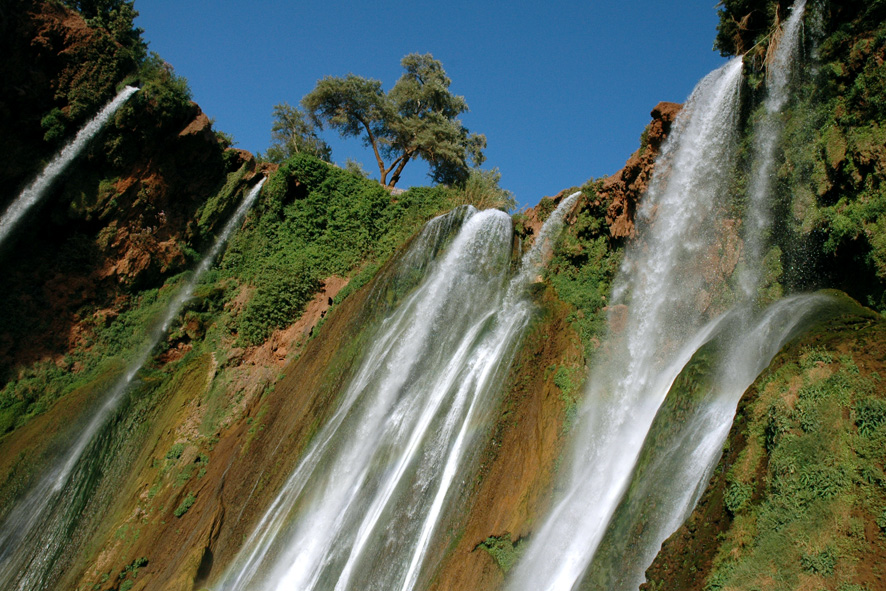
[0,2,240,379]
[600,101,682,239]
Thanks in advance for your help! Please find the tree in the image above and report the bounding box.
[64,0,146,62]
[302,53,486,189]
[265,102,331,163]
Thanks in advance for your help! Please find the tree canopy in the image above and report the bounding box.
[265,102,331,163]
[302,53,486,188]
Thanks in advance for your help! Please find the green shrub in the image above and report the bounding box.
[40,108,67,144]
[856,398,886,437]
[173,493,196,517]
[165,443,185,461]
[237,263,319,346]
[724,481,753,515]
[478,534,525,573]
[800,547,836,575]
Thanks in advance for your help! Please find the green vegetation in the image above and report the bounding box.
[553,365,583,433]
[173,492,196,517]
[116,555,148,591]
[0,278,184,435]
[222,152,491,345]
[546,182,622,357]
[302,53,486,188]
[707,2,886,313]
[703,326,886,591]
[478,534,526,573]
[265,102,331,163]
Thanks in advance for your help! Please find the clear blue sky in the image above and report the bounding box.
[134,1,726,209]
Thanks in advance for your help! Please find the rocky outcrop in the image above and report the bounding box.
[599,101,682,239]
[0,0,136,204]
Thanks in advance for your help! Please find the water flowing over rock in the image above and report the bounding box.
[220,197,578,591]
[0,85,137,249]
[740,0,808,299]
[510,56,746,591]
[510,4,817,589]
[0,178,265,591]
[600,101,682,240]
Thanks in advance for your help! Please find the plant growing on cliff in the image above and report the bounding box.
[63,0,146,64]
[302,53,486,188]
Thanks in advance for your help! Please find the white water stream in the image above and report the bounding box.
[221,194,578,591]
[511,56,746,591]
[0,86,138,249]
[741,0,808,298]
[0,178,265,591]
[513,3,811,589]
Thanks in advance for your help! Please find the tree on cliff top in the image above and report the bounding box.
[265,102,331,163]
[302,53,486,189]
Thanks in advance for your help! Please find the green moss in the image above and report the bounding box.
[703,320,886,591]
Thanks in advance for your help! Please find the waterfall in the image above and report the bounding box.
[220,194,578,591]
[512,3,812,590]
[577,4,812,589]
[740,0,807,298]
[576,294,826,591]
[510,57,745,591]
[0,178,265,591]
[0,86,138,249]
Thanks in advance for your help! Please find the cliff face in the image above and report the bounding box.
[599,101,682,240]
[0,2,244,387]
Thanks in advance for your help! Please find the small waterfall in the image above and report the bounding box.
[220,194,578,591]
[740,0,807,298]
[0,178,265,591]
[0,86,138,249]
[510,57,745,591]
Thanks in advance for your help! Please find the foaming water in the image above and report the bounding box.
[221,194,578,591]
[0,178,265,591]
[0,86,138,249]
[510,58,745,591]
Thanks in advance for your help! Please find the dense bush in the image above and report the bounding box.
[546,182,622,357]
[219,153,473,346]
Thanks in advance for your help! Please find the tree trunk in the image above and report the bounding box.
[386,153,411,189]
[361,120,388,186]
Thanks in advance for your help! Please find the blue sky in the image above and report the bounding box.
[135,1,726,209]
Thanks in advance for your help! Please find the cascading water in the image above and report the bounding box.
[0,86,138,249]
[740,0,807,298]
[576,294,826,591]
[510,56,746,591]
[220,194,578,591]
[0,178,265,591]
[513,3,813,590]
[576,4,811,588]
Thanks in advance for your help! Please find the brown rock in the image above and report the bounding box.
[601,101,682,239]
